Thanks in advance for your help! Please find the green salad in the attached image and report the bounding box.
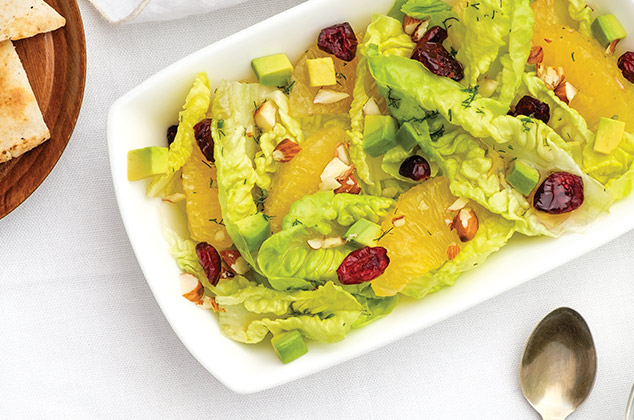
[128,0,634,363]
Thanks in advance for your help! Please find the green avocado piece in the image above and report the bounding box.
[362,115,398,157]
[396,121,420,152]
[507,160,540,196]
[345,218,382,247]
[127,146,169,181]
[271,330,308,364]
[251,53,294,87]
[594,117,626,155]
[236,213,271,252]
[591,15,626,47]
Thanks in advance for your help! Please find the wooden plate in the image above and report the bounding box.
[0,0,86,219]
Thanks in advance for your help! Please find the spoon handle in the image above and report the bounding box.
[626,383,634,420]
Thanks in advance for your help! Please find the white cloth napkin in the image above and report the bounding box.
[87,0,250,23]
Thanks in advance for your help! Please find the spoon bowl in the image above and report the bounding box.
[520,307,597,420]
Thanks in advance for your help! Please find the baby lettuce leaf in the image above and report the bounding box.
[257,192,395,291]
[348,14,415,197]
[214,277,363,343]
[366,48,611,235]
[148,73,211,197]
[212,81,302,269]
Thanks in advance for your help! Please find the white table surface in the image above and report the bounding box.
[2,1,634,418]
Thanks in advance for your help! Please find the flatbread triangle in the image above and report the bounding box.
[0,0,66,42]
[0,41,50,163]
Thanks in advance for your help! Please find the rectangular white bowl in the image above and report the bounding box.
[108,0,634,394]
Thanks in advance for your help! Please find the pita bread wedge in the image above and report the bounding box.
[0,0,66,42]
[0,40,50,163]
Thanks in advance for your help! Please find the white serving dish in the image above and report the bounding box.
[108,0,634,394]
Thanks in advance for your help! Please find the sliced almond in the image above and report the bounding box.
[447,197,469,212]
[527,46,544,65]
[254,101,276,131]
[447,243,460,260]
[411,18,430,42]
[554,81,578,105]
[200,295,225,312]
[313,89,350,104]
[616,76,626,91]
[451,208,479,242]
[363,97,381,116]
[180,273,204,303]
[403,15,422,35]
[162,192,186,203]
[272,139,302,163]
[319,157,351,191]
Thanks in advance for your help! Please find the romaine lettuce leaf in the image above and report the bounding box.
[348,14,415,196]
[214,277,363,343]
[568,0,592,37]
[366,48,611,235]
[148,73,211,197]
[257,192,395,290]
[212,81,302,268]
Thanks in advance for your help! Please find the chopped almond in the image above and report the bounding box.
[319,157,351,191]
[554,81,578,105]
[313,89,350,104]
[537,64,565,90]
[272,139,302,163]
[447,243,460,260]
[451,208,479,242]
[254,101,276,131]
[220,249,250,275]
[180,273,204,303]
[403,15,422,35]
[362,97,381,116]
[334,167,361,194]
[392,216,406,227]
[411,18,430,42]
[447,197,469,212]
[606,39,620,55]
[527,46,544,65]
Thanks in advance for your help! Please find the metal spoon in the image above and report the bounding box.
[520,307,597,420]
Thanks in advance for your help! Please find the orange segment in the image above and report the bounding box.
[264,126,346,232]
[289,45,358,117]
[182,146,233,249]
[371,177,461,297]
[531,9,634,131]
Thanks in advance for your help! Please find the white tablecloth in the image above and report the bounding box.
[2,1,634,418]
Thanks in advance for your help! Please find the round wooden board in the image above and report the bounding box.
[0,0,86,219]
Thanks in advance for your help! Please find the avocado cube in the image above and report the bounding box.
[127,146,169,181]
[345,218,382,247]
[236,213,271,252]
[507,160,540,196]
[363,115,398,157]
[271,330,308,364]
[591,15,627,47]
[306,57,336,87]
[594,117,626,155]
[396,122,421,152]
[251,53,294,87]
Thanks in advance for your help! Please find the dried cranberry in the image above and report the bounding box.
[337,247,390,285]
[509,96,550,124]
[420,26,448,44]
[195,242,222,286]
[318,22,358,62]
[193,119,215,162]
[399,155,431,181]
[166,124,179,147]
[533,172,584,214]
[411,26,464,81]
[618,52,634,83]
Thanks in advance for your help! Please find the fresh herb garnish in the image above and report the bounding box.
[461,85,479,108]
[375,227,394,242]
[387,87,401,109]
